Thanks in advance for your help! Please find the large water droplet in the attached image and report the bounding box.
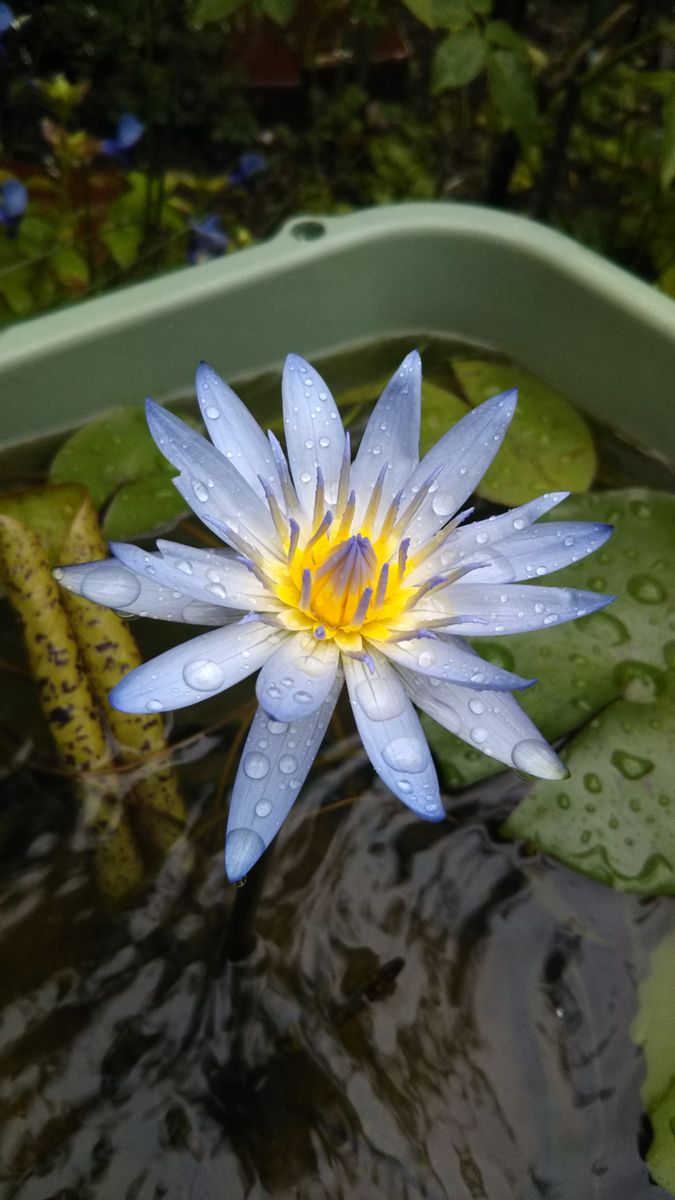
[611,750,653,780]
[279,754,297,775]
[255,799,273,818]
[382,737,429,773]
[81,564,141,607]
[512,739,568,779]
[431,493,455,518]
[183,658,225,691]
[468,698,484,715]
[205,405,220,420]
[146,698,163,712]
[355,677,405,721]
[243,751,270,779]
[627,574,666,605]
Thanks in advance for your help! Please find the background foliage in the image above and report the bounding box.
[0,0,674,322]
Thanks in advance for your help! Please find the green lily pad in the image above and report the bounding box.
[50,406,191,540]
[632,936,675,1192]
[451,358,596,504]
[418,380,470,456]
[426,488,675,791]
[503,696,675,893]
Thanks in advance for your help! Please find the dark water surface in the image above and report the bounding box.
[1,337,674,1199]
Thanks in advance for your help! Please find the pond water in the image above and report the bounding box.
[0,336,673,1199]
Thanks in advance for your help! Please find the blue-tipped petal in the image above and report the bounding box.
[144,398,279,557]
[281,353,346,513]
[400,389,518,547]
[224,671,343,881]
[109,621,285,713]
[195,361,281,501]
[351,350,421,524]
[399,668,567,778]
[225,828,266,882]
[0,4,13,33]
[436,583,615,637]
[344,650,444,820]
[457,521,614,585]
[379,633,535,691]
[53,559,230,625]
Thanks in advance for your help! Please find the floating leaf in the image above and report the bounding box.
[427,489,675,791]
[452,358,596,503]
[632,936,675,1192]
[0,485,187,892]
[50,405,191,539]
[0,506,144,899]
[504,696,675,894]
[58,490,186,853]
[401,0,473,29]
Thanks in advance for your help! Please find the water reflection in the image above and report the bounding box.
[0,765,670,1200]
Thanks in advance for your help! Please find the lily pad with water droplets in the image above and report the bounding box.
[50,406,192,540]
[428,489,675,893]
[503,695,675,894]
[450,358,596,504]
[632,936,675,1193]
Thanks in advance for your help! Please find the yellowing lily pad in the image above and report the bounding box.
[50,405,189,539]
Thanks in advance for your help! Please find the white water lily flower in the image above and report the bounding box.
[54,352,613,881]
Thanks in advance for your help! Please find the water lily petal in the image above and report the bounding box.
[195,362,282,501]
[344,651,444,819]
[225,669,343,881]
[456,521,614,584]
[407,492,569,583]
[351,350,421,523]
[378,633,534,691]
[282,354,346,511]
[110,621,286,713]
[145,399,280,557]
[435,583,614,636]
[110,540,278,612]
[53,559,230,625]
[399,668,568,779]
[256,631,339,721]
[401,390,517,546]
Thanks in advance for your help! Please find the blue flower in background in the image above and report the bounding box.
[100,113,145,159]
[187,215,229,264]
[0,4,13,34]
[56,352,615,883]
[230,151,267,187]
[0,178,27,238]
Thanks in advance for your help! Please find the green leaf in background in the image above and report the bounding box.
[632,935,675,1193]
[190,0,246,25]
[401,0,473,30]
[485,19,529,55]
[49,406,190,540]
[51,246,90,290]
[262,0,298,24]
[661,89,675,190]
[432,29,487,93]
[487,49,539,147]
[427,489,675,784]
[418,380,470,455]
[451,358,596,503]
[101,223,143,269]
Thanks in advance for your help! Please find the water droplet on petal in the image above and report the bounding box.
[255,799,273,818]
[205,405,220,420]
[279,754,297,774]
[192,479,209,503]
[82,564,141,607]
[183,658,226,691]
[382,737,429,773]
[319,436,330,448]
[355,677,405,721]
[243,752,270,779]
[512,739,568,779]
[146,699,163,712]
[468,698,484,715]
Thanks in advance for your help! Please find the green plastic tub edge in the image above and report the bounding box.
[1,201,674,455]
